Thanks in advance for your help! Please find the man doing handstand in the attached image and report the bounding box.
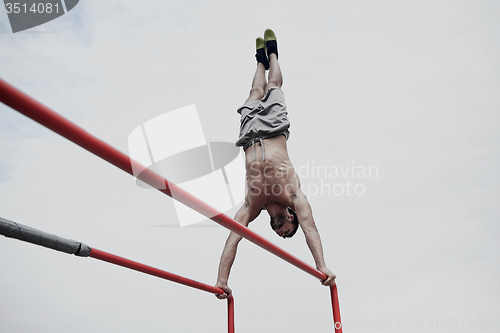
[215,29,336,299]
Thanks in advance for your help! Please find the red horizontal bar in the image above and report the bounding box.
[89,248,223,294]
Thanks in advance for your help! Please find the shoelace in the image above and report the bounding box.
[251,138,265,161]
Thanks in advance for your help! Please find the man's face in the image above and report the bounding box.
[273,214,295,238]
[267,201,295,237]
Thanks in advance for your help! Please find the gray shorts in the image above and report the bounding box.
[235,87,290,151]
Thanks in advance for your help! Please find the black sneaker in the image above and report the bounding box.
[264,28,278,59]
[255,37,270,70]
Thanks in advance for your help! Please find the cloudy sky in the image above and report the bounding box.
[1,1,499,332]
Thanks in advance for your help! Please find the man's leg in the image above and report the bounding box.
[266,53,283,92]
[264,29,282,92]
[245,62,266,103]
[244,37,268,103]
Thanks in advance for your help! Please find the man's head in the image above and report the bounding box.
[269,206,299,239]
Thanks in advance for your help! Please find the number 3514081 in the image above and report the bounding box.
[5,3,60,14]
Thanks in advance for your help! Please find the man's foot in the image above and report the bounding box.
[264,28,278,59]
[255,37,269,70]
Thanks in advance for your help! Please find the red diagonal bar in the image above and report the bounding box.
[89,248,223,294]
[1,216,234,331]
[0,78,340,330]
[0,78,324,280]
[89,248,235,332]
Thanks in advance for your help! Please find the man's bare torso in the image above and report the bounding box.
[244,135,301,214]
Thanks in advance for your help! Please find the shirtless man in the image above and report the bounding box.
[215,29,336,299]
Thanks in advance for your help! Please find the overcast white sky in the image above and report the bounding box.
[1,1,499,332]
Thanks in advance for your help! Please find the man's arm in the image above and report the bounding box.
[292,189,336,286]
[215,202,254,299]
